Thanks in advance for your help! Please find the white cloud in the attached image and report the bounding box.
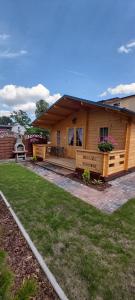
[0,49,27,58]
[118,40,135,54]
[0,110,11,117]
[0,83,61,116]
[100,82,135,97]
[118,45,131,54]
[13,102,36,112]
[0,33,10,40]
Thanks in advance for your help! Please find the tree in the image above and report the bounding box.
[35,99,49,118]
[0,116,13,125]
[26,126,49,137]
[11,110,31,127]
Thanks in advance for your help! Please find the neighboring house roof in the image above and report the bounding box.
[32,94,135,128]
[0,125,12,129]
[99,94,135,103]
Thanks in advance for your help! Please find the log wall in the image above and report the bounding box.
[128,122,135,169]
[50,108,128,158]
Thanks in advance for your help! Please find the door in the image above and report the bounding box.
[66,127,84,158]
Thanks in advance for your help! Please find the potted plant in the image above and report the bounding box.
[98,136,117,152]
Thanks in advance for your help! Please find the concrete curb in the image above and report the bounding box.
[0,191,69,300]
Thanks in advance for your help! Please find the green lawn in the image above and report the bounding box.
[0,163,135,300]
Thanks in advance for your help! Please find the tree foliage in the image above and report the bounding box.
[26,126,49,138]
[0,116,13,125]
[35,99,49,118]
[11,110,31,127]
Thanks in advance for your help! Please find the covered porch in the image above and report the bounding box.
[33,144,127,178]
[33,144,76,171]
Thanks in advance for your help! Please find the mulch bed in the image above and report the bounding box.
[0,196,58,300]
[68,171,111,191]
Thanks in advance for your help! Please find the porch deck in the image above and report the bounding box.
[33,144,127,178]
[45,156,76,171]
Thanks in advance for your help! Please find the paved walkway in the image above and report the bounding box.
[22,162,135,214]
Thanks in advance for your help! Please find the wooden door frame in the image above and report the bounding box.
[66,127,85,158]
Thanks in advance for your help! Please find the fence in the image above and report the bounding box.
[0,135,33,160]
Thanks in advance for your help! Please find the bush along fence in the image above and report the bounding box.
[0,133,47,160]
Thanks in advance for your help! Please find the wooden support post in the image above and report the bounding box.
[124,119,132,171]
[102,153,109,177]
[33,144,36,157]
[42,145,46,160]
[84,110,89,149]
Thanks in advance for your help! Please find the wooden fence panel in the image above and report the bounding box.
[0,136,32,160]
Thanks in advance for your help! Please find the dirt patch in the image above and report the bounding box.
[0,196,58,300]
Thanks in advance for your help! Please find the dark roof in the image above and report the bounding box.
[32,94,135,127]
[99,94,135,103]
[0,124,12,128]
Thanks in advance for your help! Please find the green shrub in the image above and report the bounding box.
[82,169,90,184]
[32,155,37,162]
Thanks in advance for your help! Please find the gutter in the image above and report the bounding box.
[0,191,69,300]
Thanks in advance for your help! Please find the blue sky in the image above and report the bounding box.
[0,0,135,117]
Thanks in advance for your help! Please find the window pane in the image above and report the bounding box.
[76,128,83,146]
[68,128,74,146]
[100,127,108,142]
[113,103,120,107]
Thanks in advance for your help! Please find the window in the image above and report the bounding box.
[68,128,74,146]
[113,103,120,107]
[76,128,83,146]
[57,130,60,146]
[100,127,108,142]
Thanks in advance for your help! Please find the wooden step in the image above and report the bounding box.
[44,158,75,171]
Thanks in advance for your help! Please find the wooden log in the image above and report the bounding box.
[124,119,132,171]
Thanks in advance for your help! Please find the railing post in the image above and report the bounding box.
[102,153,109,177]
[42,145,46,160]
[33,144,36,157]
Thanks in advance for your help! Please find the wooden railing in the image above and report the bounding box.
[76,149,104,174]
[76,149,126,177]
[33,145,126,177]
[107,150,126,175]
[33,144,47,160]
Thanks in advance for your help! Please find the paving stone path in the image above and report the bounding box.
[22,162,135,213]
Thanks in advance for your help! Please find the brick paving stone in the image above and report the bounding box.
[21,162,135,214]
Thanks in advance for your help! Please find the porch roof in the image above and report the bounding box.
[32,95,135,128]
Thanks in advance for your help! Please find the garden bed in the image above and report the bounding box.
[0,196,58,300]
[30,159,111,191]
[68,170,111,191]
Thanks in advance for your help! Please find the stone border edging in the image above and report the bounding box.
[0,191,69,300]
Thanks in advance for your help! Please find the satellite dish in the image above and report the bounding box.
[11,123,26,136]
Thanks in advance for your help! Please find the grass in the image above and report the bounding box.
[0,163,135,300]
[0,249,37,300]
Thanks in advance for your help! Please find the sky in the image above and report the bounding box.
[0,0,135,118]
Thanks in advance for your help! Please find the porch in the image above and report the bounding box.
[33,144,127,178]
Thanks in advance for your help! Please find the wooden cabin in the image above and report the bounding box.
[32,95,135,179]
